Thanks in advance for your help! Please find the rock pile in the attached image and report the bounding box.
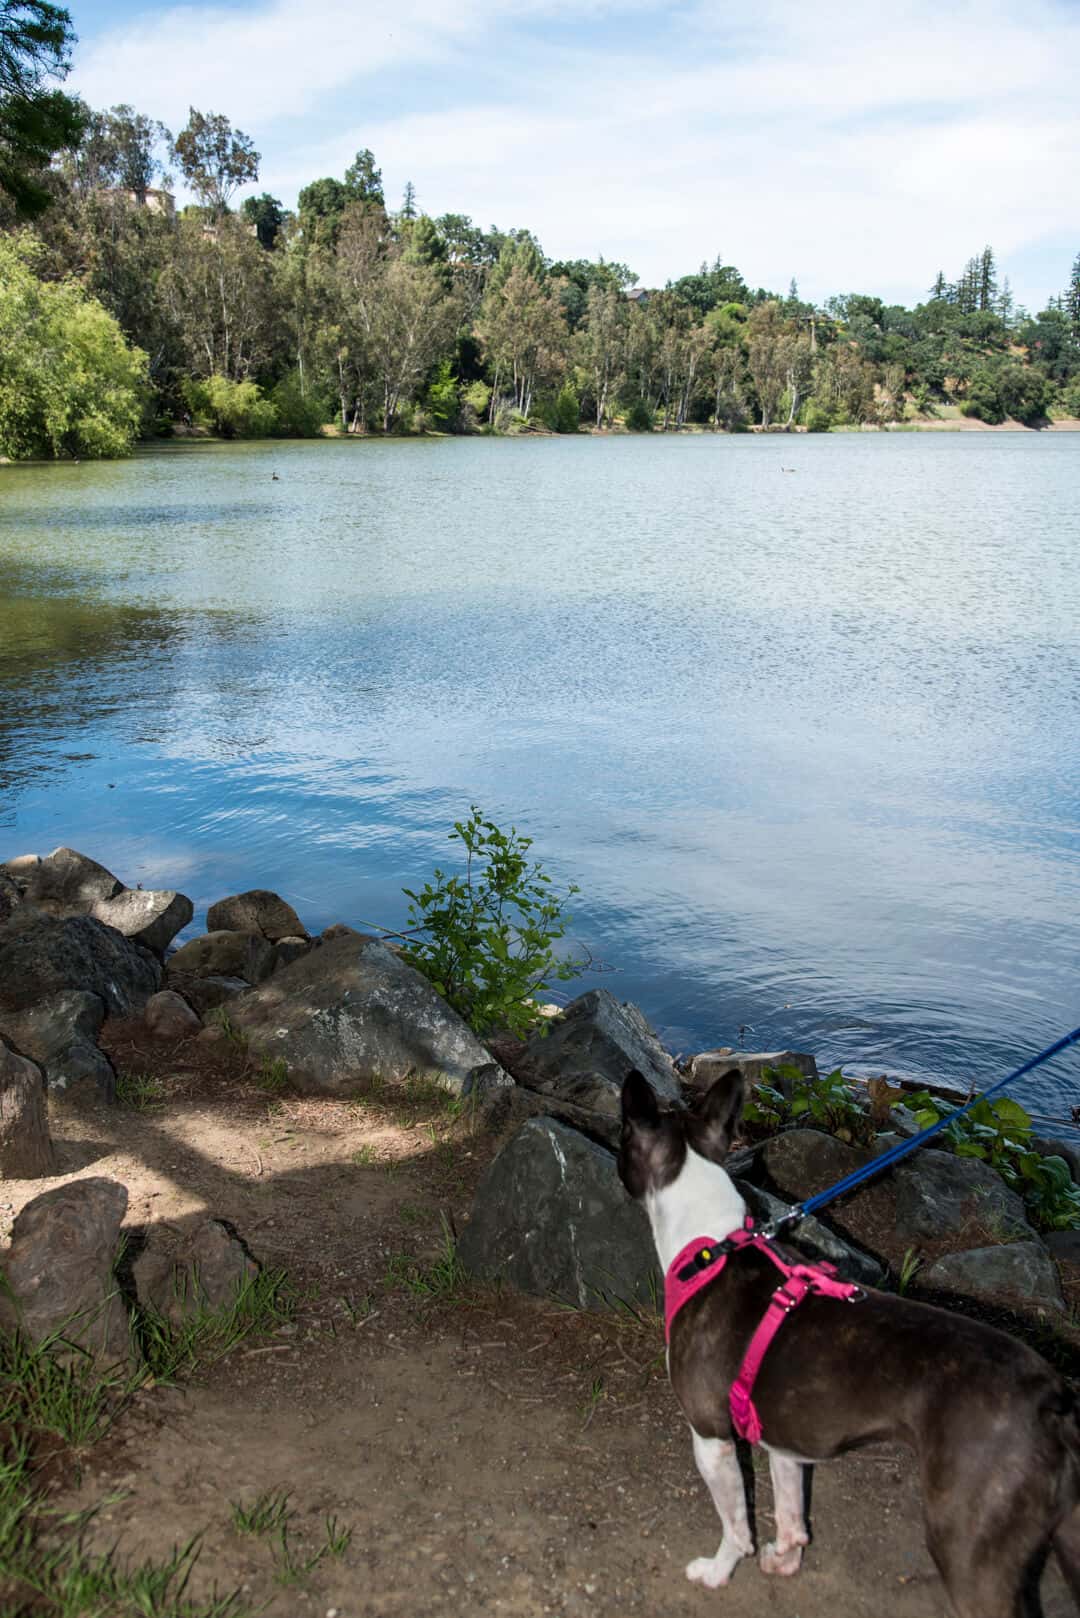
[2,842,1077,1329]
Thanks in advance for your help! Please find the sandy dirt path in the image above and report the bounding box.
[5,1033,1074,1618]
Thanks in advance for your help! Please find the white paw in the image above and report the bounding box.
[760,1539,806,1577]
[686,1555,739,1589]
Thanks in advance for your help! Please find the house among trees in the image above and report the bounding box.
[627,286,650,306]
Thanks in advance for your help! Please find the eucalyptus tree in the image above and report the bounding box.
[158,210,278,380]
[173,108,259,216]
[578,281,627,427]
[476,254,568,421]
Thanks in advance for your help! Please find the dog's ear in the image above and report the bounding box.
[621,1069,661,1130]
[618,1070,685,1199]
[690,1068,744,1163]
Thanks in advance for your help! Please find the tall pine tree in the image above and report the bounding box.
[1063,251,1080,337]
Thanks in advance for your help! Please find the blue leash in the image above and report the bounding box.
[765,1022,1080,1235]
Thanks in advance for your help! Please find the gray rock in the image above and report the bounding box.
[321,923,362,943]
[143,990,201,1041]
[475,1081,620,1149]
[166,930,275,986]
[91,888,194,955]
[1045,1230,1080,1265]
[228,935,511,1099]
[0,989,105,1058]
[0,1177,131,1364]
[923,1243,1065,1314]
[1,845,192,955]
[0,990,115,1101]
[759,1129,871,1201]
[685,1049,818,1096]
[0,911,161,1016]
[0,983,114,1100]
[0,1038,56,1178]
[133,1217,260,1324]
[894,1149,1035,1243]
[166,974,249,1016]
[207,889,308,942]
[272,936,312,973]
[48,1040,116,1101]
[17,846,121,910]
[523,988,679,1104]
[736,1181,885,1288]
[458,1117,659,1308]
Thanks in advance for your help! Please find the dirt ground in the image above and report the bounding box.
[3,1026,1075,1618]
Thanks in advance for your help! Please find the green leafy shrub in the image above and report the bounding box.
[905,1092,1080,1232]
[269,371,330,437]
[426,359,459,427]
[801,400,833,433]
[401,807,583,1037]
[181,375,278,438]
[548,383,581,433]
[0,233,148,460]
[624,399,654,433]
[744,1064,874,1145]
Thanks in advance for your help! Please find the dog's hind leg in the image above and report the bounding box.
[685,1429,754,1589]
[760,1449,809,1577]
[1052,1503,1080,1604]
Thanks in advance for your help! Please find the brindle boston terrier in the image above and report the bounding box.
[618,1067,1080,1617]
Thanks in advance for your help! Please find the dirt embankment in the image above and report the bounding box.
[2,1026,1075,1618]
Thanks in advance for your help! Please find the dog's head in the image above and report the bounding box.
[617,1067,744,1200]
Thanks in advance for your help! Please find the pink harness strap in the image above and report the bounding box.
[664,1218,863,1444]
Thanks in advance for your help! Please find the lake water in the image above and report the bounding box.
[2,433,1079,1118]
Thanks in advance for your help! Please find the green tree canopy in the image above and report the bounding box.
[0,0,82,216]
[0,232,148,456]
[172,107,258,215]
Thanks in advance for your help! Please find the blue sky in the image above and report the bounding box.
[67,0,1080,312]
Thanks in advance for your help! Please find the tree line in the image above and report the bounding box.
[1,11,1079,456]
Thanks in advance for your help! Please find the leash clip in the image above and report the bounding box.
[758,1203,803,1242]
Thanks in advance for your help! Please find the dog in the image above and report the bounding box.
[618,1066,1080,1617]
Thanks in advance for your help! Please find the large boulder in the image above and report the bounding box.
[0,1038,56,1178]
[9,846,121,910]
[2,848,192,954]
[923,1243,1065,1314]
[756,1128,870,1201]
[458,1118,658,1307]
[522,989,680,1115]
[684,1049,819,1095]
[207,889,308,942]
[165,930,274,986]
[475,1081,620,1149]
[0,1177,131,1364]
[0,989,113,1101]
[133,1217,260,1324]
[0,911,161,1016]
[894,1149,1035,1243]
[228,935,510,1098]
[91,888,194,956]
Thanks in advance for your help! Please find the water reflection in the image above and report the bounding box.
[1,435,1079,1112]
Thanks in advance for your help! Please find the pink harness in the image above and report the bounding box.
[664,1217,864,1444]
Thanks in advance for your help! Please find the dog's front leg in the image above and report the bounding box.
[759,1449,808,1576]
[685,1430,754,1588]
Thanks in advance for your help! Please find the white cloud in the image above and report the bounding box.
[72,0,1080,306]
